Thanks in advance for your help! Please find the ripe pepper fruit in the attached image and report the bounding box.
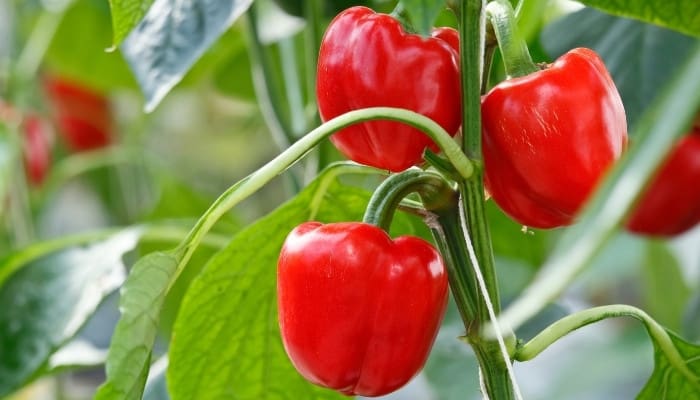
[626,127,700,236]
[42,75,113,152]
[277,222,448,396]
[316,7,462,172]
[481,48,628,229]
[21,114,53,186]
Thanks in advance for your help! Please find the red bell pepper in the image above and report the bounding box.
[481,48,628,228]
[43,75,113,152]
[626,127,700,236]
[277,222,448,396]
[316,7,462,172]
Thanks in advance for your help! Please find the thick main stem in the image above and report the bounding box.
[457,0,516,398]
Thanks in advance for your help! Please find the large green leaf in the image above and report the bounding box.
[167,168,429,399]
[541,7,698,127]
[109,0,155,46]
[0,228,141,397]
[578,0,700,37]
[120,0,254,111]
[638,330,700,399]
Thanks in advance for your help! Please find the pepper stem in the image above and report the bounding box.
[362,169,455,231]
[485,0,538,78]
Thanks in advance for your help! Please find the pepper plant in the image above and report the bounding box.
[1,0,700,399]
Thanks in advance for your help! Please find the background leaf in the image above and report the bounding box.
[578,0,700,37]
[45,0,137,91]
[168,167,430,399]
[541,7,698,128]
[0,228,140,397]
[110,0,155,46]
[641,241,691,332]
[401,0,448,36]
[120,0,254,111]
[638,330,700,399]
[0,123,18,220]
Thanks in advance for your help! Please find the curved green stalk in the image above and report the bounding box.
[362,169,454,230]
[172,107,473,290]
[514,304,699,389]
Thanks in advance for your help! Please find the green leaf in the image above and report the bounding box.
[45,0,138,91]
[638,330,700,399]
[109,0,155,46]
[95,250,180,400]
[541,7,698,127]
[167,168,426,399]
[641,241,691,332]
[401,0,448,36]
[0,229,141,397]
[422,298,480,400]
[577,0,700,37]
[487,201,551,268]
[120,0,254,111]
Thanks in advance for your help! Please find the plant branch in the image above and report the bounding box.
[362,169,454,230]
[172,107,474,290]
[514,304,699,389]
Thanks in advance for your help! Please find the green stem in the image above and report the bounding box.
[458,1,518,398]
[13,9,65,89]
[460,0,483,158]
[514,304,700,389]
[460,172,501,315]
[173,107,473,281]
[279,37,307,137]
[303,0,322,121]
[485,0,538,78]
[427,202,479,327]
[245,6,295,149]
[481,43,497,94]
[362,169,454,231]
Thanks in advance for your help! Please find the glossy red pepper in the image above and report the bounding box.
[43,75,113,152]
[481,48,628,229]
[626,127,700,236]
[21,114,53,186]
[277,222,448,396]
[316,7,462,172]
